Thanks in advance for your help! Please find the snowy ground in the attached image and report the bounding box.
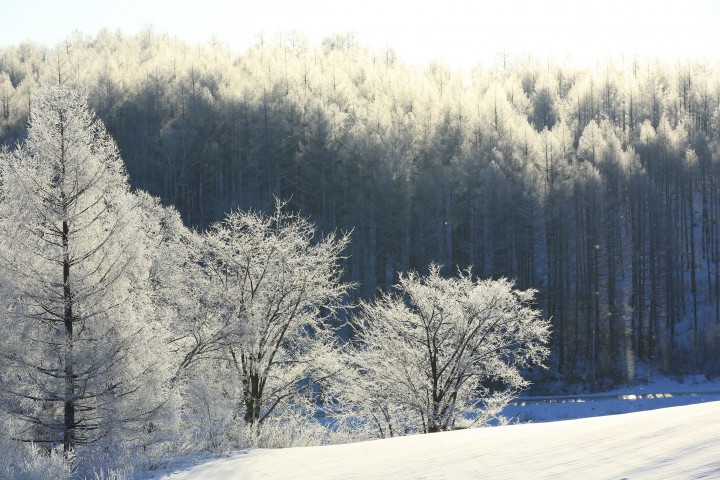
[152,376,720,479]
[503,374,720,423]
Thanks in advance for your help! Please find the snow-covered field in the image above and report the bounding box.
[154,377,720,479]
[504,374,720,422]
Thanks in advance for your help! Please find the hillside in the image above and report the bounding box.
[3,32,720,381]
[156,400,720,479]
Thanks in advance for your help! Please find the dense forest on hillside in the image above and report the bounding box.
[2,30,720,385]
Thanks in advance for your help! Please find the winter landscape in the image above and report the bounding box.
[1,0,720,478]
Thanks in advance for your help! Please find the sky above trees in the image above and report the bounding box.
[1,0,718,68]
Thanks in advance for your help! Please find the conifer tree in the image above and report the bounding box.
[0,85,170,454]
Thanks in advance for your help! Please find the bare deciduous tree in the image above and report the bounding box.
[326,264,550,437]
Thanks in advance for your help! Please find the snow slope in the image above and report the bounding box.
[158,401,720,479]
[503,375,720,423]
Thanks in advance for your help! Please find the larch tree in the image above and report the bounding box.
[0,85,171,454]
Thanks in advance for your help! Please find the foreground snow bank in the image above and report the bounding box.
[158,401,720,479]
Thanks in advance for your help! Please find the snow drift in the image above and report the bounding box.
[159,400,720,479]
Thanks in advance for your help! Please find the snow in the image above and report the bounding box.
[154,396,720,479]
[504,374,720,423]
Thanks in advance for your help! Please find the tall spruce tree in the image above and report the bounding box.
[0,85,170,454]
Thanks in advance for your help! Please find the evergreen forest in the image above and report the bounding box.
[2,30,720,387]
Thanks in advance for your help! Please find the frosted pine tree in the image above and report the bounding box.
[0,85,171,455]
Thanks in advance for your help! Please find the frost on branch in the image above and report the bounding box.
[171,201,351,436]
[0,84,174,457]
[324,264,550,437]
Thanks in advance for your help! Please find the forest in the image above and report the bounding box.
[0,81,547,475]
[0,29,719,473]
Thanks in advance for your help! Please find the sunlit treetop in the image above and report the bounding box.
[0,0,718,69]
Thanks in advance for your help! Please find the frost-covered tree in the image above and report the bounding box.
[174,202,351,431]
[326,265,550,436]
[0,85,172,455]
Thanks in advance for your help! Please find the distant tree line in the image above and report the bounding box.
[2,30,720,385]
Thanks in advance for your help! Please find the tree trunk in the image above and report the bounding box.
[243,373,262,426]
[60,112,76,453]
[63,217,76,453]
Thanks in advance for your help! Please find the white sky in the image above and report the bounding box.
[1,0,719,68]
